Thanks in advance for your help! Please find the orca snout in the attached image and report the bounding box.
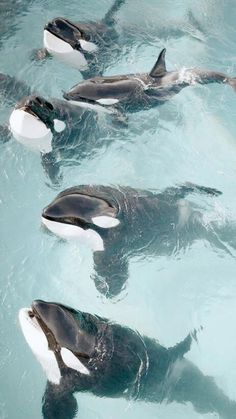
[25,96,54,111]
[31,300,63,330]
[32,299,49,318]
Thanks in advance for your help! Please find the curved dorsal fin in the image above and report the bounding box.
[149,48,167,78]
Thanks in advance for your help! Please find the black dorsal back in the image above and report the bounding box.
[149,48,167,78]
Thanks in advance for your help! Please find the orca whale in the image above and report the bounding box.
[8,94,108,183]
[64,48,236,113]
[41,183,235,298]
[19,300,236,419]
[34,0,125,76]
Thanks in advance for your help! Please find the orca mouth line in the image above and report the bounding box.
[63,93,106,107]
[29,305,60,353]
[20,105,41,120]
[42,213,91,230]
[29,304,90,360]
[44,20,84,52]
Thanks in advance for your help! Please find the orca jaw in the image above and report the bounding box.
[41,191,120,249]
[16,96,56,132]
[9,96,60,153]
[44,18,84,52]
[41,212,105,251]
[63,92,114,114]
[19,301,92,383]
[43,18,98,70]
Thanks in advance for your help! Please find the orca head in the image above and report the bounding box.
[63,79,119,113]
[41,188,120,251]
[9,96,66,153]
[19,300,97,384]
[44,18,98,70]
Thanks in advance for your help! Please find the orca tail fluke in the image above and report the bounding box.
[103,0,125,26]
[170,358,236,419]
[228,77,236,92]
[185,10,205,42]
[0,125,11,144]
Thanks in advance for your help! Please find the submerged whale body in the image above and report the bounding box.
[34,0,125,76]
[41,183,235,298]
[64,48,236,113]
[19,300,236,419]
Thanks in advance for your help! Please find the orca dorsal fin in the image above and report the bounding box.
[149,48,167,78]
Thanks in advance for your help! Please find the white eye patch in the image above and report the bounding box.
[80,39,98,52]
[19,308,61,385]
[92,216,120,228]
[96,98,119,105]
[61,348,90,375]
[53,119,66,133]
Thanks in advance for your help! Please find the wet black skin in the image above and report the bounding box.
[64,48,236,113]
[34,0,126,77]
[42,183,236,298]
[26,300,236,419]
[0,73,126,183]
[13,95,105,184]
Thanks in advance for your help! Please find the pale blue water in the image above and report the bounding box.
[1,1,236,418]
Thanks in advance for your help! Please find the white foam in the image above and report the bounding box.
[92,216,120,228]
[177,67,198,85]
[42,217,104,251]
[96,98,119,105]
[44,30,88,70]
[61,348,90,375]
[19,308,61,384]
[9,109,52,153]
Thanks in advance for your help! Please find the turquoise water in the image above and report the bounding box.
[1,0,236,418]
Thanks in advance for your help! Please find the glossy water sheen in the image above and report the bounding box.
[1,1,236,418]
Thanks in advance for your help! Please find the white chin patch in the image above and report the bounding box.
[42,217,104,251]
[43,30,88,70]
[92,216,120,228]
[68,99,113,114]
[19,308,61,385]
[61,348,90,375]
[96,98,119,105]
[9,109,52,153]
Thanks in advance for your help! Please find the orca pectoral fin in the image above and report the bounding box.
[30,48,50,62]
[42,381,78,419]
[228,77,236,92]
[169,329,198,361]
[0,124,11,143]
[93,251,129,298]
[41,152,63,186]
[0,73,32,104]
[162,182,222,201]
[149,48,167,78]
